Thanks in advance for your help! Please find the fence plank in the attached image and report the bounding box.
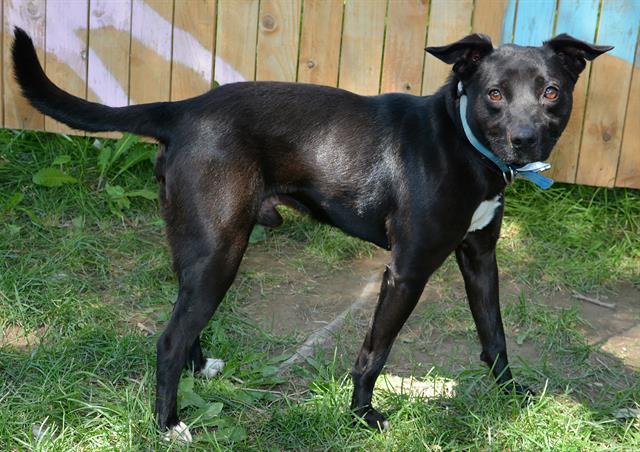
[512,0,556,46]
[3,0,45,130]
[129,0,173,104]
[44,0,89,134]
[171,0,216,100]
[256,0,301,82]
[547,0,599,183]
[338,0,387,95]
[215,0,258,84]
[422,0,473,95]
[297,0,343,87]
[615,39,640,188]
[380,0,429,95]
[87,0,131,139]
[500,0,517,43]
[576,0,640,187]
[472,0,508,45]
[88,1,131,106]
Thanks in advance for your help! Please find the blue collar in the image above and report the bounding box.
[457,81,553,189]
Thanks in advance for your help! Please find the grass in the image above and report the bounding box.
[0,129,638,450]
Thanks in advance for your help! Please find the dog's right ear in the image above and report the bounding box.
[425,34,493,78]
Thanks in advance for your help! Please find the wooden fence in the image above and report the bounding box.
[2,0,639,188]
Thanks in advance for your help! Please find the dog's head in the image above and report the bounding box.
[426,34,612,165]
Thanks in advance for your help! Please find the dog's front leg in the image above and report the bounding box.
[455,215,530,395]
[351,256,436,429]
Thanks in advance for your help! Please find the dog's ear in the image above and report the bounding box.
[425,34,493,78]
[544,34,613,80]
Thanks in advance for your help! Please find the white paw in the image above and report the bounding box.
[164,421,192,443]
[200,358,225,378]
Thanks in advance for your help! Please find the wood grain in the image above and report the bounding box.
[256,0,301,82]
[471,0,508,45]
[615,43,640,188]
[171,0,216,100]
[576,1,640,187]
[297,0,343,87]
[3,0,46,130]
[380,0,429,95]
[44,0,89,133]
[215,0,259,84]
[422,0,473,95]
[129,0,173,104]
[338,0,387,95]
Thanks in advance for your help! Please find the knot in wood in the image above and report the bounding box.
[27,1,41,18]
[306,59,316,69]
[602,131,611,142]
[261,14,277,32]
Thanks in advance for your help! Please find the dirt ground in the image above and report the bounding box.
[239,247,640,377]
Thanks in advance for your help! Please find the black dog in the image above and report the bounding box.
[12,28,611,441]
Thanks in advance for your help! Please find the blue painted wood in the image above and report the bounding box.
[513,0,557,46]
[501,0,518,44]
[596,0,640,64]
[554,0,599,43]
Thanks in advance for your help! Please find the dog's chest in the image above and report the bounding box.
[467,195,502,232]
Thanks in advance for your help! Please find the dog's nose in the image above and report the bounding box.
[510,127,538,150]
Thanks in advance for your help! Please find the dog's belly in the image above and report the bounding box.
[468,195,502,232]
[258,192,390,249]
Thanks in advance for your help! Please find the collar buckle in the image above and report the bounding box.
[502,167,515,185]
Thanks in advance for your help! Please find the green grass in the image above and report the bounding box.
[1,130,638,450]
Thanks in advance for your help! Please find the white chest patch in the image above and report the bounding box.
[468,195,502,232]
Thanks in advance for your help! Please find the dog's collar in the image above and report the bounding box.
[457,81,554,189]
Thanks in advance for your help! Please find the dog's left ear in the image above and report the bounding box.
[544,34,613,80]
[425,34,493,78]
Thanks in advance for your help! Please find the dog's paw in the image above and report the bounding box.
[163,421,193,443]
[354,408,389,431]
[200,358,225,379]
[500,380,535,402]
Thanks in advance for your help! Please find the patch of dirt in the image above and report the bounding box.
[0,324,47,350]
[238,246,640,376]
[239,247,384,338]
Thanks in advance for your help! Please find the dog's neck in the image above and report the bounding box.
[434,77,508,192]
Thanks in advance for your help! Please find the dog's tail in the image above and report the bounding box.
[12,27,173,143]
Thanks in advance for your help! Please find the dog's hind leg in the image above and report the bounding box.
[155,167,257,439]
[156,232,250,438]
[455,211,531,396]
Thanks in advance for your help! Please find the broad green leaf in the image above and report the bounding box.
[126,189,157,200]
[2,192,24,213]
[114,147,156,179]
[32,168,77,187]
[52,155,71,165]
[97,147,112,173]
[260,365,279,377]
[179,390,206,410]
[111,133,139,165]
[178,375,195,395]
[193,402,223,425]
[105,184,126,197]
[249,225,267,244]
[216,425,247,442]
[105,184,130,210]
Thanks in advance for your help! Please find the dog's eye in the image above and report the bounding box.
[543,86,559,100]
[488,89,502,102]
